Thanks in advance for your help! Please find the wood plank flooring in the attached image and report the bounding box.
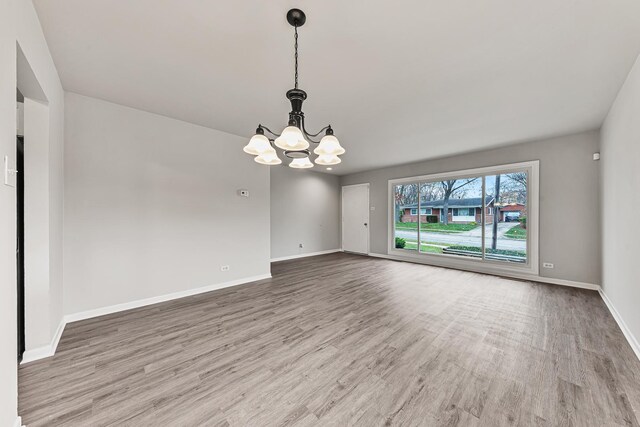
[19,253,640,426]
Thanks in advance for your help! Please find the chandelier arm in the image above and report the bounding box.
[302,125,331,139]
[258,125,281,138]
[299,115,331,139]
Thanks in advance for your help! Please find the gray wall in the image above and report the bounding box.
[340,131,600,285]
[601,54,640,347]
[270,166,341,259]
[64,93,271,314]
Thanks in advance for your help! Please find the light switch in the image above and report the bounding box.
[4,155,17,187]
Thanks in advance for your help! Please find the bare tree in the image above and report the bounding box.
[508,172,527,187]
[500,173,527,204]
[440,179,478,225]
[419,182,443,202]
[394,184,418,222]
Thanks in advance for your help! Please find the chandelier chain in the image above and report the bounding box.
[294,26,299,89]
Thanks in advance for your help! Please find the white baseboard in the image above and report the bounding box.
[13,416,23,427]
[21,318,66,364]
[367,252,600,291]
[65,273,272,324]
[599,289,640,361]
[21,273,272,364]
[271,249,341,263]
[534,276,600,291]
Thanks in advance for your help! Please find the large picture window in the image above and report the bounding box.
[390,161,538,275]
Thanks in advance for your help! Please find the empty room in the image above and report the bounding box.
[2,0,640,426]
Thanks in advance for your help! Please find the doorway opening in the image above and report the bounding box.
[16,42,52,364]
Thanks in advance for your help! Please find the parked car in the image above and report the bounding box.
[504,212,521,222]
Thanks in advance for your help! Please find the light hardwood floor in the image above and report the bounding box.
[19,253,640,426]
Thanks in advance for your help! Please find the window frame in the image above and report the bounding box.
[410,207,433,215]
[388,161,539,276]
[453,208,473,217]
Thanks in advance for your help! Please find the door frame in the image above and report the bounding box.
[17,136,25,362]
[341,183,370,255]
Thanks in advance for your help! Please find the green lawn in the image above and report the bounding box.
[504,224,527,240]
[397,240,525,258]
[395,222,478,233]
[403,242,443,254]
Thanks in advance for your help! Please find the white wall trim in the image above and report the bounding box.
[21,273,271,363]
[599,289,640,361]
[21,317,66,364]
[65,273,272,324]
[271,249,341,263]
[535,276,600,291]
[13,416,23,427]
[367,252,600,291]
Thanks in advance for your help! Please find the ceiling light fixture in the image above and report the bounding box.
[243,9,344,169]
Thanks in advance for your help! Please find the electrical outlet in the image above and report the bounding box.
[221,265,230,272]
[299,243,304,248]
[542,262,554,269]
[370,206,376,211]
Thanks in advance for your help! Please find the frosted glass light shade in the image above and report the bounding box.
[274,126,309,151]
[313,134,345,156]
[254,148,282,165]
[243,134,271,155]
[289,157,314,169]
[315,154,341,166]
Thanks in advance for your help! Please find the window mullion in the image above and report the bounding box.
[417,182,421,253]
[482,176,486,261]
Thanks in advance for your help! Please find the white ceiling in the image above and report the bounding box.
[34,0,640,175]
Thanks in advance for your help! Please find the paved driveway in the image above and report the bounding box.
[464,222,515,238]
[395,223,526,251]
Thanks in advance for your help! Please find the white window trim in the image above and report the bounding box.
[410,207,433,215]
[453,208,474,217]
[388,161,539,277]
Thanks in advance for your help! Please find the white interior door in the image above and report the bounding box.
[342,184,369,254]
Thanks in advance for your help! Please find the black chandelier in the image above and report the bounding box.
[243,8,345,169]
